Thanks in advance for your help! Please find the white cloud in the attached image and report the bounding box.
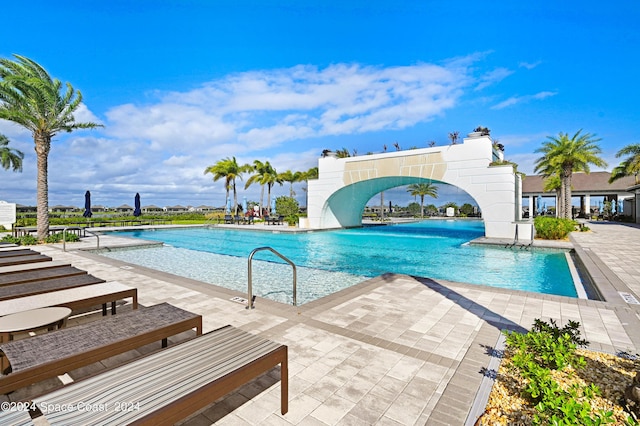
[491,91,558,110]
[475,67,514,91]
[519,61,542,70]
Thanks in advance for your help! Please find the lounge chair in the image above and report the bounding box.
[233,214,244,224]
[0,254,52,267]
[0,274,106,301]
[0,248,38,257]
[269,215,284,225]
[0,408,32,425]
[33,325,287,425]
[0,302,202,394]
[0,263,86,287]
[0,281,137,317]
[224,214,233,224]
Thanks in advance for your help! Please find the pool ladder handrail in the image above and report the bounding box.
[63,226,100,251]
[247,247,297,309]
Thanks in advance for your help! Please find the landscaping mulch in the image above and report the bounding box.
[478,348,639,425]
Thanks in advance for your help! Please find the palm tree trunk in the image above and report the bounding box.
[259,185,265,217]
[35,136,50,241]
[563,165,572,219]
[420,195,425,218]
[232,180,238,216]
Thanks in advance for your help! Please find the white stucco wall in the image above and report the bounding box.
[306,136,518,239]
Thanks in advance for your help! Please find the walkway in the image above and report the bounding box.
[3,222,640,425]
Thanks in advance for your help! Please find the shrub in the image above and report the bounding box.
[534,216,577,240]
[18,234,38,245]
[502,319,615,425]
[1,235,20,244]
[45,232,80,243]
[275,196,299,226]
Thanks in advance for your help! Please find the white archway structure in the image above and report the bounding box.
[305,135,523,239]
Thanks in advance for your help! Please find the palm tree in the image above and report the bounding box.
[609,143,640,185]
[534,130,607,219]
[245,160,281,216]
[0,55,102,240]
[335,148,350,158]
[0,134,24,172]
[278,170,303,197]
[245,160,275,216]
[204,157,249,215]
[448,131,460,145]
[407,182,438,218]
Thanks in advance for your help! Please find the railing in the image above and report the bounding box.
[505,222,535,250]
[247,247,297,309]
[63,226,100,251]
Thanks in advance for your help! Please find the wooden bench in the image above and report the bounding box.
[32,325,288,425]
[0,281,137,317]
[0,303,202,394]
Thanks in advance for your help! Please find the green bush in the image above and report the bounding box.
[275,196,299,226]
[503,319,615,425]
[45,232,80,243]
[1,235,20,244]
[534,216,577,240]
[18,234,38,245]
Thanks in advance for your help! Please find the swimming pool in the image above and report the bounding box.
[99,220,577,304]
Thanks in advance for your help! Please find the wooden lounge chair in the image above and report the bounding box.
[0,302,202,394]
[0,408,32,425]
[0,254,52,267]
[0,281,137,317]
[224,214,233,224]
[0,264,86,287]
[0,248,38,257]
[33,325,287,425]
[0,274,106,301]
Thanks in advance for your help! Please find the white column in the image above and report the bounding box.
[585,194,591,217]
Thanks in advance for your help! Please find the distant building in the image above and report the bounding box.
[522,171,638,222]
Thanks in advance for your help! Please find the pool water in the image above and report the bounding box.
[101,220,577,304]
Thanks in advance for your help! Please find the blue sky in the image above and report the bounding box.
[1,1,639,209]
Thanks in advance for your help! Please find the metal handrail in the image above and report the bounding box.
[247,247,297,309]
[63,226,100,251]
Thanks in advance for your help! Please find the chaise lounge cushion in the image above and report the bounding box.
[0,303,199,374]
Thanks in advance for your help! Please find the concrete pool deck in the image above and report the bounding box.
[3,221,640,425]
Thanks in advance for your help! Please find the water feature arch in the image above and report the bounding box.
[305,135,523,239]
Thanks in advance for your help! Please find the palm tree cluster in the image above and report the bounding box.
[0,55,102,240]
[534,130,607,219]
[204,157,317,216]
[533,130,640,220]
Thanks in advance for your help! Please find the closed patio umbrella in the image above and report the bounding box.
[619,200,624,213]
[271,198,276,215]
[83,191,92,218]
[537,195,542,215]
[133,193,142,217]
[226,198,231,214]
[242,196,247,214]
